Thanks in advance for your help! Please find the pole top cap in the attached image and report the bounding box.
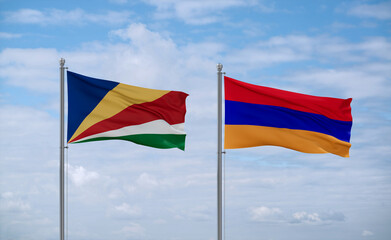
[60,58,65,65]
[217,63,223,71]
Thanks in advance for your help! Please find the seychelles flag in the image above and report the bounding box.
[224,76,352,157]
[67,71,188,150]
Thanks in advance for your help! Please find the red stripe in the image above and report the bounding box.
[225,76,352,121]
[70,91,188,143]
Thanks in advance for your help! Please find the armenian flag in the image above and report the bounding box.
[67,71,188,150]
[224,76,352,157]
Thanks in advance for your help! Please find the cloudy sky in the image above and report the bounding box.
[1,0,391,239]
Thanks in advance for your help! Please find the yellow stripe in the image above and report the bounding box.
[224,125,351,157]
[69,83,170,142]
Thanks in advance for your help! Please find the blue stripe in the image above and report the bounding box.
[225,100,352,142]
[67,71,119,142]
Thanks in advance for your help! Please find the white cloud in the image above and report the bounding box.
[187,207,212,221]
[292,211,321,223]
[362,230,374,236]
[119,222,145,237]
[66,23,187,90]
[110,22,177,55]
[2,198,31,212]
[4,9,44,24]
[0,23,218,95]
[174,205,213,221]
[1,192,13,198]
[347,2,391,20]
[142,0,258,24]
[3,8,132,26]
[109,0,128,4]
[286,63,391,99]
[0,105,58,150]
[291,211,345,224]
[0,32,22,39]
[109,203,142,219]
[68,165,100,187]
[124,173,163,196]
[0,48,59,93]
[184,172,215,187]
[250,206,283,222]
[355,37,391,60]
[249,206,346,225]
[227,35,391,69]
[0,191,53,239]
[154,219,167,224]
[0,192,31,212]
[115,203,142,216]
[330,22,356,30]
[124,169,215,199]
[136,173,159,188]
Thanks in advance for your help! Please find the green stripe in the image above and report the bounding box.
[71,134,186,151]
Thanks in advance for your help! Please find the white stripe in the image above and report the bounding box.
[74,120,185,143]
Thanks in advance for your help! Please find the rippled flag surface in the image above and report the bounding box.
[224,76,352,157]
[67,71,188,150]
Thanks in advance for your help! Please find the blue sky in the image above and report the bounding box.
[1,0,390,240]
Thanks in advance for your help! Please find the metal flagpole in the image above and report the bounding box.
[217,63,223,240]
[59,58,66,240]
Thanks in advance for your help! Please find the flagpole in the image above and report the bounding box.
[59,58,65,240]
[217,63,223,240]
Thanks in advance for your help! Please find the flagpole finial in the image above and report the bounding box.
[217,63,223,72]
[60,58,65,66]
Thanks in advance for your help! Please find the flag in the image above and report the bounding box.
[224,76,353,157]
[67,71,188,150]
